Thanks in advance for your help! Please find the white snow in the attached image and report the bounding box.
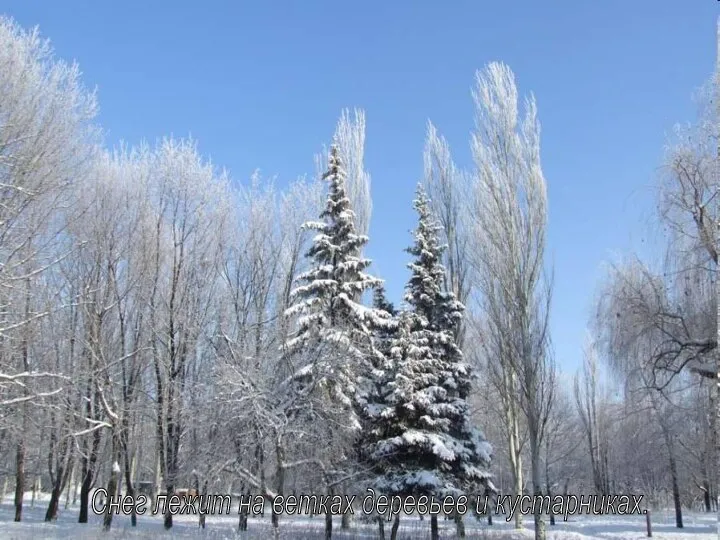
[2,492,714,539]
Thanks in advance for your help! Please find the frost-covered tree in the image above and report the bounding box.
[365,186,492,540]
[334,109,372,240]
[366,284,398,399]
[359,285,397,431]
[352,283,400,538]
[372,283,396,318]
[0,16,98,524]
[284,144,390,416]
[470,62,554,540]
[315,109,372,242]
[283,144,392,539]
[423,121,472,346]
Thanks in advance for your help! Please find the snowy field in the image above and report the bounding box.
[0,494,715,540]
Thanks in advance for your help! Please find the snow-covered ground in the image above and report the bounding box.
[0,493,715,539]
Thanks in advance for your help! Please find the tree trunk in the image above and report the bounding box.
[325,502,332,540]
[545,454,555,526]
[272,441,285,530]
[198,480,207,529]
[505,371,524,529]
[45,434,72,522]
[529,420,546,540]
[454,512,466,538]
[30,476,38,508]
[153,453,162,509]
[430,514,439,540]
[654,388,683,530]
[377,515,385,540]
[341,509,351,529]
[64,461,74,510]
[14,439,25,522]
[238,485,249,531]
[390,513,400,540]
[14,283,31,523]
[704,479,712,512]
[1,477,7,505]
[103,432,122,531]
[668,453,683,528]
[72,470,79,506]
[324,483,334,539]
[162,391,181,530]
[163,484,174,529]
[45,483,63,522]
[103,462,119,531]
[78,426,101,523]
[121,415,137,527]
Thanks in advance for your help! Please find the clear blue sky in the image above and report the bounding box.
[2,1,717,374]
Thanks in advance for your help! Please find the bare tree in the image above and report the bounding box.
[423,121,472,345]
[471,311,526,527]
[470,62,555,540]
[651,28,720,529]
[594,255,707,528]
[145,138,229,529]
[574,337,612,497]
[0,16,98,522]
[542,380,582,526]
[316,109,372,240]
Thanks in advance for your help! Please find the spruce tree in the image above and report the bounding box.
[366,185,492,517]
[372,283,396,317]
[366,283,398,409]
[359,284,399,468]
[284,144,392,420]
[365,283,398,410]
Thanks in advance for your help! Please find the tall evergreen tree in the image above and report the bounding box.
[284,143,391,419]
[364,185,492,527]
[365,283,399,409]
[365,283,398,408]
[359,284,399,464]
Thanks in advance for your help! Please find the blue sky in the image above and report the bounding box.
[2,1,717,374]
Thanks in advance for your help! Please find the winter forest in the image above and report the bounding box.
[0,9,718,540]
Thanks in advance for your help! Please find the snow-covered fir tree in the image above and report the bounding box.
[366,283,398,405]
[364,185,492,506]
[358,284,399,469]
[365,283,399,403]
[283,144,392,423]
[372,283,396,318]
